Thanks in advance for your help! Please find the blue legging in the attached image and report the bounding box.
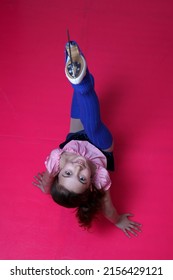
[70,70,113,150]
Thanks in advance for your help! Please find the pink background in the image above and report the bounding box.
[0,0,173,260]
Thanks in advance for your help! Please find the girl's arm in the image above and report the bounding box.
[102,190,120,223]
[33,170,54,194]
[102,190,142,237]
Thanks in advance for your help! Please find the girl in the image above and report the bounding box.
[33,40,141,237]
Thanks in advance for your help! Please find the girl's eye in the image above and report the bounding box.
[79,176,86,182]
[65,171,72,176]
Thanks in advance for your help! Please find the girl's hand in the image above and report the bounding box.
[115,214,142,238]
[33,172,46,193]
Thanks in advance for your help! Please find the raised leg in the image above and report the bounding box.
[65,41,113,150]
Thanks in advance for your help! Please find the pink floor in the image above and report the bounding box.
[0,0,173,260]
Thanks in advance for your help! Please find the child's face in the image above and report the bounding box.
[58,155,93,194]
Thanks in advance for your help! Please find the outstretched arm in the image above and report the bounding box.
[33,170,54,194]
[102,190,142,238]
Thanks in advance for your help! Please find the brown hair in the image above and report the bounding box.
[50,176,105,229]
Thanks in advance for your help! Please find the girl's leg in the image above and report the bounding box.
[65,41,113,150]
[70,91,84,133]
[70,70,113,150]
